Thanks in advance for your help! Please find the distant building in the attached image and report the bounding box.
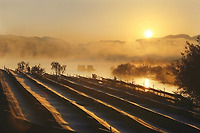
[87,65,95,72]
[77,65,95,72]
[77,65,86,71]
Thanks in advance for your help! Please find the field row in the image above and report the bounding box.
[1,69,200,133]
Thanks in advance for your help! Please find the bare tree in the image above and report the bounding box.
[51,62,66,76]
[17,61,30,72]
[60,65,66,75]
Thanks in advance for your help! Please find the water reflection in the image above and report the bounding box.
[134,78,177,94]
[1,58,178,94]
[144,79,149,88]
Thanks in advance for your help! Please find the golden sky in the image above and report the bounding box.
[0,0,199,43]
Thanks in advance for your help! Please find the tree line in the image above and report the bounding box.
[17,61,66,76]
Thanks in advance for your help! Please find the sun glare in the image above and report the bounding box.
[144,30,153,38]
[145,79,149,88]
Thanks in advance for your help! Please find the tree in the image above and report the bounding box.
[31,64,45,75]
[60,65,66,75]
[17,61,30,72]
[51,62,66,76]
[172,35,200,103]
[17,61,25,71]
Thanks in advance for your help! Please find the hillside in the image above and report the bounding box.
[0,35,71,58]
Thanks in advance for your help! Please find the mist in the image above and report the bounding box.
[0,34,197,81]
[0,34,196,62]
[0,35,72,58]
[111,63,175,85]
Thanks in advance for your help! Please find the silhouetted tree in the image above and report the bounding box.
[172,35,200,103]
[17,61,25,71]
[60,65,66,75]
[17,61,30,72]
[31,64,45,75]
[112,63,174,84]
[27,66,31,73]
[51,62,66,76]
[92,74,97,79]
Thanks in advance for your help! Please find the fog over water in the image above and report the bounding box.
[0,57,178,94]
[1,34,197,94]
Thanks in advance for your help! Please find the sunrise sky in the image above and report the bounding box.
[0,0,200,42]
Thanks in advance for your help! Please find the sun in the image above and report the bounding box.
[144,30,153,38]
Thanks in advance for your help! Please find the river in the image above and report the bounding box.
[1,58,178,94]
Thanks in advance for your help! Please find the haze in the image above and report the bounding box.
[0,0,200,42]
[0,0,199,87]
